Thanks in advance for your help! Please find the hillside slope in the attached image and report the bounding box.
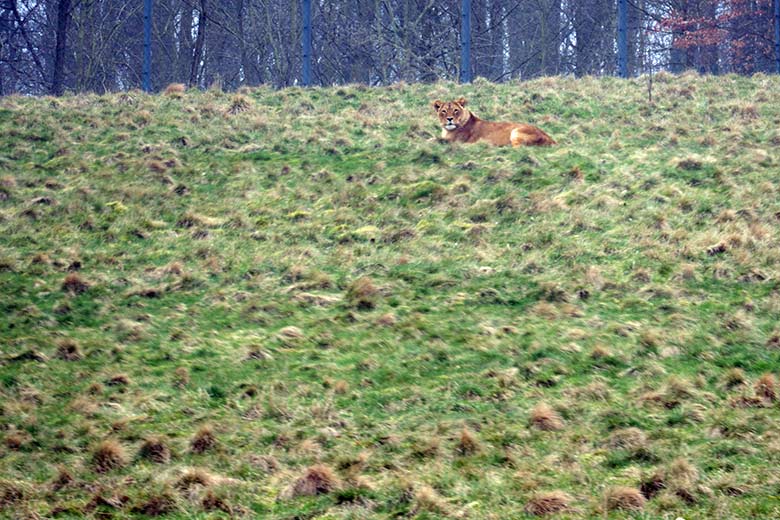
[2,74,780,519]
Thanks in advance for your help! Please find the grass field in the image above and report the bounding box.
[2,73,780,519]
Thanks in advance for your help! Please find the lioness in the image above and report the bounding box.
[432,97,555,147]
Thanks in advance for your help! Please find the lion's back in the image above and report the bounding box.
[471,121,555,147]
[510,124,556,146]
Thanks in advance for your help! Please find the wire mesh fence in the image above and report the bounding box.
[1,0,779,95]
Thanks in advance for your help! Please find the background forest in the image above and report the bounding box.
[1,0,779,95]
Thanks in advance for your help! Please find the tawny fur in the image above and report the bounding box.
[432,97,555,147]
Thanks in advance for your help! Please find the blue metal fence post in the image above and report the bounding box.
[617,0,628,78]
[143,0,152,92]
[774,0,780,74]
[460,0,471,83]
[302,0,312,86]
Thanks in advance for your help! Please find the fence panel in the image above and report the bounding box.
[1,0,779,95]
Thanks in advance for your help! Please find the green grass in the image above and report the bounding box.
[2,73,780,518]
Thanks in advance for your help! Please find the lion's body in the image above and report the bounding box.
[439,117,555,147]
[433,98,555,147]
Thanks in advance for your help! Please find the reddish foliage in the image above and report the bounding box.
[660,0,775,73]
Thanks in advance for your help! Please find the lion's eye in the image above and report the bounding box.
[454,110,459,115]
[440,111,446,115]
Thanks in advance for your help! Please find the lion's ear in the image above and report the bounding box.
[456,97,467,107]
[432,100,443,111]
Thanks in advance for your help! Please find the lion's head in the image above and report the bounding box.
[432,98,470,131]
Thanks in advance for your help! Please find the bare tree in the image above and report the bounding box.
[51,0,71,94]
[0,0,776,96]
[189,0,206,86]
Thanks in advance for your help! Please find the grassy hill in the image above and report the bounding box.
[2,73,780,519]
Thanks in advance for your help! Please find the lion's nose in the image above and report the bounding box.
[446,117,453,122]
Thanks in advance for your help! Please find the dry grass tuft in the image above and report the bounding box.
[30,252,51,265]
[638,458,702,504]
[0,176,15,189]
[345,276,379,310]
[376,312,397,326]
[679,263,697,280]
[332,380,350,394]
[296,438,323,457]
[724,367,746,388]
[524,490,572,516]
[638,329,661,349]
[202,489,233,513]
[566,166,584,183]
[61,273,90,294]
[292,292,341,306]
[0,480,25,507]
[538,281,569,302]
[713,475,747,497]
[605,486,646,511]
[55,339,82,361]
[607,428,648,453]
[665,375,695,400]
[288,464,340,497]
[51,467,74,492]
[568,380,611,401]
[411,435,441,459]
[454,427,480,455]
[666,458,699,487]
[707,241,728,256]
[228,94,252,114]
[147,159,168,173]
[530,403,564,431]
[277,326,305,344]
[191,425,217,453]
[531,301,558,319]
[163,261,184,275]
[411,484,450,515]
[285,264,306,282]
[337,451,369,478]
[164,83,186,95]
[105,373,130,386]
[729,394,765,408]
[84,492,131,512]
[249,454,280,474]
[91,439,127,473]
[754,373,776,401]
[245,346,273,361]
[139,436,171,464]
[133,492,178,516]
[173,366,189,388]
[639,469,666,499]
[4,433,24,450]
[114,318,148,342]
[176,468,213,490]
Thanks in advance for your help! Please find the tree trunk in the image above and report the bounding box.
[573,1,595,76]
[670,0,693,72]
[179,2,193,82]
[286,0,298,86]
[237,0,256,85]
[350,0,372,84]
[627,0,640,75]
[699,0,718,73]
[542,0,560,75]
[487,0,505,79]
[52,0,72,95]
[189,0,207,87]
